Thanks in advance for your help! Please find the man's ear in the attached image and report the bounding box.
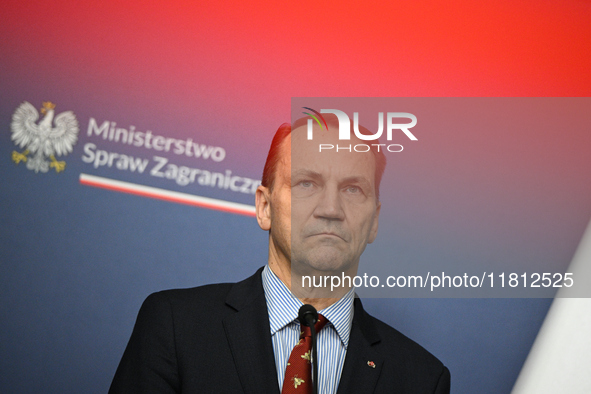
[255,185,272,231]
[368,201,381,244]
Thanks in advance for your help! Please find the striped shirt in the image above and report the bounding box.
[261,265,354,394]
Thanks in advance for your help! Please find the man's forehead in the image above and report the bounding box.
[289,125,376,184]
[291,162,374,179]
[290,121,378,148]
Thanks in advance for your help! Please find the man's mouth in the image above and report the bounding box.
[311,232,345,241]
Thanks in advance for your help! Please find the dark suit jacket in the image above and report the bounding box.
[110,268,450,393]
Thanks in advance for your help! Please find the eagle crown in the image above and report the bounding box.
[40,101,56,115]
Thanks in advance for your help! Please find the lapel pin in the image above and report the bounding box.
[367,361,376,368]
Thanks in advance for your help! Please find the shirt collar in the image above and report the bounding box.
[262,265,355,348]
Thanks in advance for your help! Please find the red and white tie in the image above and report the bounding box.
[281,314,328,394]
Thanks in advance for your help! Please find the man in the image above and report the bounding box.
[110,116,450,393]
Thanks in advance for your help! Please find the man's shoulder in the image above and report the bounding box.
[150,281,235,304]
[139,267,265,319]
[352,299,450,392]
[110,268,272,393]
[367,310,444,367]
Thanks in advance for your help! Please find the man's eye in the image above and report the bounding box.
[299,181,313,187]
[345,186,361,193]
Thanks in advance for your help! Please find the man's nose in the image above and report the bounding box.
[313,186,345,220]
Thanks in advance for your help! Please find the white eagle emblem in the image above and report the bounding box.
[11,101,79,173]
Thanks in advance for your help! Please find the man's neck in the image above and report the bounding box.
[268,261,350,311]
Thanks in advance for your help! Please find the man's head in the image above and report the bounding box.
[261,117,386,199]
[256,116,386,286]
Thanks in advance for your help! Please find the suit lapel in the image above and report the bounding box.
[336,299,384,394]
[223,268,280,394]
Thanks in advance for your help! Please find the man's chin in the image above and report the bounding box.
[291,254,355,276]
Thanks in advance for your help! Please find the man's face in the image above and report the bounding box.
[258,125,381,280]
